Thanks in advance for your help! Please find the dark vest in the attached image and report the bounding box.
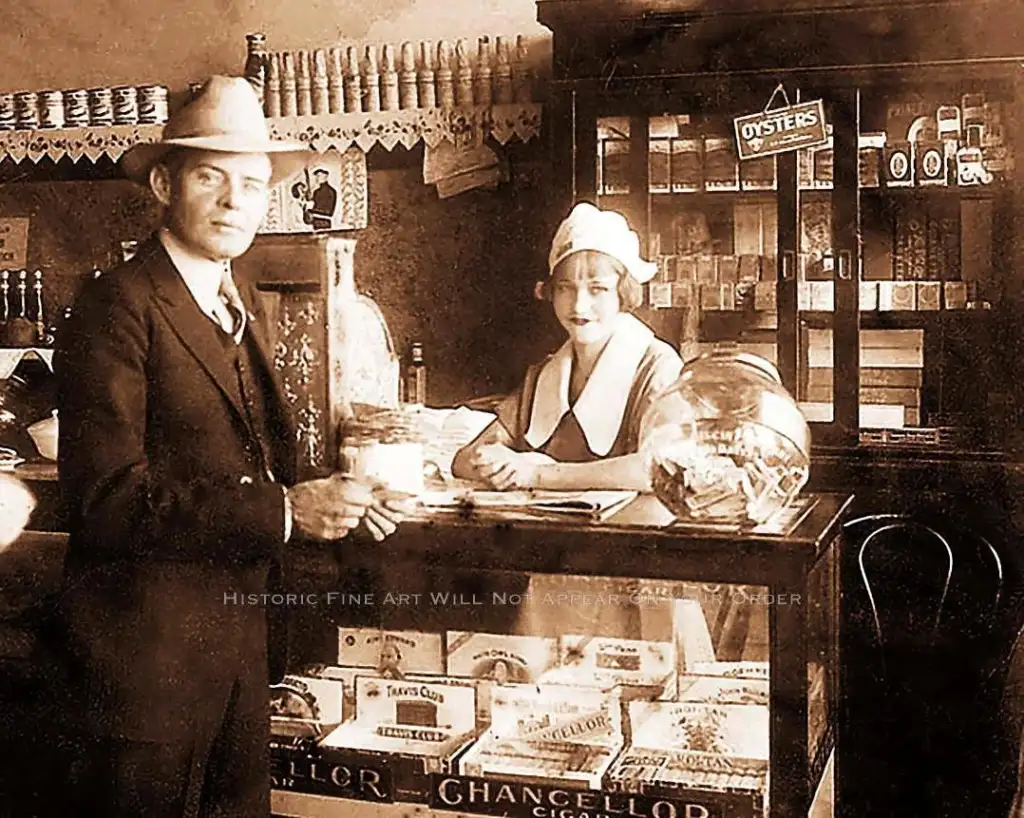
[218,327,284,483]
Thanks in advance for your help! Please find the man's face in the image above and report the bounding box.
[153,149,272,262]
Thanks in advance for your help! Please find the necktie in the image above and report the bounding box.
[218,264,247,343]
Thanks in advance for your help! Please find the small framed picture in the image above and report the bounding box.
[260,147,367,234]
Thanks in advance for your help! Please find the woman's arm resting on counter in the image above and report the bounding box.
[532,451,651,492]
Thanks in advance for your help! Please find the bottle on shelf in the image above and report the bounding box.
[244,33,268,106]
[404,341,427,407]
[417,41,437,109]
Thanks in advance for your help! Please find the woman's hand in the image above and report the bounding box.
[471,444,556,490]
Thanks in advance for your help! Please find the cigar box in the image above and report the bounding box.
[676,675,770,707]
[716,255,739,285]
[459,683,624,788]
[700,284,722,311]
[754,282,777,312]
[810,281,834,312]
[703,137,739,191]
[270,673,349,740]
[740,155,776,191]
[944,281,968,309]
[916,141,947,186]
[445,632,558,684]
[319,676,479,804]
[917,281,941,311]
[884,141,914,187]
[649,138,672,193]
[269,732,394,805]
[676,255,698,283]
[878,281,896,311]
[859,132,886,188]
[540,635,676,700]
[648,282,672,309]
[860,281,879,311]
[737,255,761,284]
[891,281,917,311]
[798,281,813,312]
[671,138,703,193]
[671,282,696,308]
[662,255,678,282]
[696,255,718,285]
[604,701,768,815]
[338,628,445,677]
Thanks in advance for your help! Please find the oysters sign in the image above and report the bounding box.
[733,100,828,161]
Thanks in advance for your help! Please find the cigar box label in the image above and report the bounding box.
[322,676,477,757]
[689,661,770,680]
[884,142,913,186]
[753,281,777,312]
[445,632,557,684]
[486,683,621,745]
[891,281,917,310]
[916,141,946,185]
[270,675,347,737]
[601,139,630,194]
[720,283,736,311]
[338,628,444,676]
[917,281,941,310]
[860,281,879,311]
[677,675,770,707]
[737,255,761,284]
[271,744,393,801]
[937,106,961,140]
[740,155,776,190]
[944,281,967,309]
[549,635,675,690]
[649,282,673,309]
[703,137,739,191]
[628,701,770,763]
[430,774,752,818]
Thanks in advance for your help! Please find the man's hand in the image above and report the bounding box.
[471,444,555,491]
[0,473,35,550]
[287,476,374,540]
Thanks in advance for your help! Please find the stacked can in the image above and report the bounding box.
[87,87,113,126]
[38,91,65,129]
[14,92,39,129]
[137,85,168,124]
[112,86,138,125]
[0,94,14,131]
[63,89,90,127]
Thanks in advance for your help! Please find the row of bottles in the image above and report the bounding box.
[243,33,535,118]
[0,270,48,347]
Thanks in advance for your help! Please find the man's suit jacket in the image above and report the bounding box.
[53,236,297,742]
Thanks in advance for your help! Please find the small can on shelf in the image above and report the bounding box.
[63,89,90,126]
[87,87,114,126]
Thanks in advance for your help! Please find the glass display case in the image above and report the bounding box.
[268,493,850,818]
[539,0,1024,456]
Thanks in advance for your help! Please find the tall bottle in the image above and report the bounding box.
[404,342,427,407]
[244,33,268,106]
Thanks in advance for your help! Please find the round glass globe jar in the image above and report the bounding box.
[640,348,811,524]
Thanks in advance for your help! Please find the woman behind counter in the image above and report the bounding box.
[452,203,685,642]
[453,202,682,490]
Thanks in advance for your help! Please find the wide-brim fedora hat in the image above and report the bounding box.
[121,75,311,186]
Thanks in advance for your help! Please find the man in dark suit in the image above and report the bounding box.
[303,167,337,231]
[52,76,404,818]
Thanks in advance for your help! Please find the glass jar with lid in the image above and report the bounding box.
[641,347,811,524]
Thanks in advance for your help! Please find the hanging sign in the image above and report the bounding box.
[0,218,29,268]
[733,85,828,161]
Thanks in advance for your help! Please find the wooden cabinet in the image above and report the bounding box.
[538,0,1024,455]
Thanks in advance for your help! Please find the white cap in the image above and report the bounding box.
[547,202,658,284]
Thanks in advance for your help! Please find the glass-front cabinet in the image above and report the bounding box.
[541,0,1024,455]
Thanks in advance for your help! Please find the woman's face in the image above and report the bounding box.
[551,252,623,347]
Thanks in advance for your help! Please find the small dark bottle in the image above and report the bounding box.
[404,341,427,407]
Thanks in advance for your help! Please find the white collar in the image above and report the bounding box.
[525,312,654,457]
[159,228,229,316]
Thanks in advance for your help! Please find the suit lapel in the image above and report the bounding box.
[147,240,248,425]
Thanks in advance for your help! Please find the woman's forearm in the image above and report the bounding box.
[533,452,650,491]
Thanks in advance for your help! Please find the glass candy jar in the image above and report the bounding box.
[641,349,811,524]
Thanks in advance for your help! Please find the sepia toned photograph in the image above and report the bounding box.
[0,1,1023,817]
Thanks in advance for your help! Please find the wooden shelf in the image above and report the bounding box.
[798,310,993,329]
